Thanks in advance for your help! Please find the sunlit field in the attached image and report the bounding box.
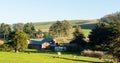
[0,50,104,63]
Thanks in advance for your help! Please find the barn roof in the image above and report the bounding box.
[42,38,53,42]
[29,38,53,45]
[30,40,43,45]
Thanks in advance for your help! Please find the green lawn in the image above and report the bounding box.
[71,28,91,38]
[0,51,104,63]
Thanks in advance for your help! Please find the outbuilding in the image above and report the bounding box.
[28,38,57,50]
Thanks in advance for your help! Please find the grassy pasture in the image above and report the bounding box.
[33,19,98,30]
[0,50,105,63]
[82,29,91,37]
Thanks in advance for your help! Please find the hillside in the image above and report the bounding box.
[33,19,98,31]
[32,19,98,41]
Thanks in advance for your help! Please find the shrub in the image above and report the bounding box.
[0,44,13,52]
[56,37,68,44]
[81,50,104,58]
[102,55,119,63]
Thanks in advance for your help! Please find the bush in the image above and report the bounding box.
[102,55,119,63]
[0,44,13,52]
[81,50,104,58]
[56,37,68,44]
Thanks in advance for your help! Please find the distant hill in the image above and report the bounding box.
[33,19,98,31]
[72,19,98,29]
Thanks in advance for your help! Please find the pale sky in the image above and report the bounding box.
[0,0,120,24]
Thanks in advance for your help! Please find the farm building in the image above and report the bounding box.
[28,38,57,50]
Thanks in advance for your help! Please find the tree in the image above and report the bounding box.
[109,38,120,62]
[70,25,86,50]
[23,23,36,38]
[107,22,120,61]
[73,25,84,39]
[100,12,120,23]
[89,12,120,61]
[12,30,28,52]
[43,32,51,38]
[62,20,72,36]
[35,29,43,38]
[89,22,120,50]
[49,20,72,37]
[0,23,12,40]
[13,23,24,31]
[49,21,64,37]
[89,23,110,45]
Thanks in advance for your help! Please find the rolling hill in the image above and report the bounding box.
[33,19,98,31]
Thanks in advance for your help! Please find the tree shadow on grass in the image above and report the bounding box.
[24,49,56,54]
[59,57,105,63]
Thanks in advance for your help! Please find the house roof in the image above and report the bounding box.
[29,38,53,45]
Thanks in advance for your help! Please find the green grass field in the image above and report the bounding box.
[0,50,104,63]
[82,29,91,37]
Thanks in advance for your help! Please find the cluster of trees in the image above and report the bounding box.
[69,12,120,62]
[0,23,43,52]
[100,12,120,23]
[0,23,12,39]
[89,12,120,61]
[13,23,24,31]
[49,20,72,37]
[0,30,28,52]
[23,23,36,38]
[0,23,43,39]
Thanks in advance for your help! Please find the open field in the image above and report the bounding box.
[0,50,104,63]
[68,29,91,39]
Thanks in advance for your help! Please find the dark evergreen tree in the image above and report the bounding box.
[107,22,120,61]
[89,23,110,44]
[89,22,119,50]
[70,25,86,50]
[89,12,120,61]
